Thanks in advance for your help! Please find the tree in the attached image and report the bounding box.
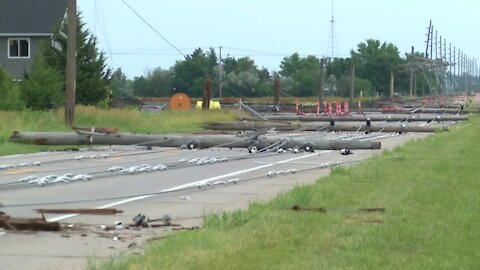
[172,48,217,97]
[279,53,320,96]
[336,75,373,97]
[351,39,403,96]
[0,68,24,110]
[220,56,271,97]
[41,13,111,105]
[133,67,173,97]
[110,68,133,98]
[223,69,260,96]
[20,54,64,110]
[326,57,352,80]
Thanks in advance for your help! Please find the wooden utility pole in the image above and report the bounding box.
[204,121,448,133]
[10,131,382,151]
[242,114,468,122]
[202,76,212,110]
[349,63,355,104]
[389,69,394,102]
[413,72,417,96]
[65,0,76,127]
[409,65,414,96]
[409,47,414,97]
[219,46,222,99]
[319,58,326,106]
[273,78,280,106]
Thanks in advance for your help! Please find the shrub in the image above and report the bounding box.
[20,54,64,110]
[0,67,25,110]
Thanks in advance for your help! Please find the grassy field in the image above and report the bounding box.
[0,106,240,156]
[90,115,480,270]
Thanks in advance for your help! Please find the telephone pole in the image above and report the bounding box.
[319,58,326,106]
[349,63,355,104]
[219,46,222,99]
[65,0,77,127]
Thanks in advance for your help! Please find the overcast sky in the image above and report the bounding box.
[77,0,479,79]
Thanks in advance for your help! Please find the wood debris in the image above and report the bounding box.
[0,216,60,231]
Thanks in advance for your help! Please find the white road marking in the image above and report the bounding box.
[47,152,327,222]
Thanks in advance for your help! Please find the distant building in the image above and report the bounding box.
[0,0,68,79]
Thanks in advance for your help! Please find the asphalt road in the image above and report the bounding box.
[0,131,431,270]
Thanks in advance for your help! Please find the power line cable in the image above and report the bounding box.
[1,158,361,208]
[98,1,114,65]
[94,0,113,66]
[120,0,185,57]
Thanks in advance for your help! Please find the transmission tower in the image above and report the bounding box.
[326,0,337,61]
[418,20,454,95]
[326,0,338,94]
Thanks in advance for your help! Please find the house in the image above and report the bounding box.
[0,0,68,79]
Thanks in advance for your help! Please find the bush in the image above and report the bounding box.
[0,67,25,110]
[20,54,64,110]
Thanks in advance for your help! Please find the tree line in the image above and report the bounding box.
[1,15,478,111]
[105,39,480,101]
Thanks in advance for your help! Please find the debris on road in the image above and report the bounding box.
[114,220,124,230]
[132,214,148,227]
[0,215,61,231]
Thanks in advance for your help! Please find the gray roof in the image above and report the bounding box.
[0,0,68,35]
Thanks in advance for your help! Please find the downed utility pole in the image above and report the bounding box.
[413,108,464,114]
[9,131,381,151]
[248,114,468,122]
[238,101,268,120]
[204,121,449,133]
[35,208,123,215]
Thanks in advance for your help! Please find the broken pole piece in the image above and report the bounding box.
[0,216,61,231]
[357,207,385,213]
[35,208,123,215]
[285,205,386,214]
[290,205,326,212]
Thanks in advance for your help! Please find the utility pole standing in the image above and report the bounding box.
[389,69,394,102]
[439,36,442,60]
[218,46,222,99]
[319,58,326,106]
[443,38,446,62]
[202,76,212,110]
[274,78,280,106]
[429,25,433,59]
[409,65,414,96]
[453,46,456,87]
[349,63,355,104]
[65,0,77,127]
[413,72,417,96]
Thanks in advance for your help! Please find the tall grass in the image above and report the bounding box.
[90,115,480,270]
[0,106,240,156]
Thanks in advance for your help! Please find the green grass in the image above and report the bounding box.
[0,106,240,156]
[90,115,480,270]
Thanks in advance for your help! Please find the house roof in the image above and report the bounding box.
[0,0,68,35]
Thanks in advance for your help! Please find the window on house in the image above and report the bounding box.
[8,38,30,58]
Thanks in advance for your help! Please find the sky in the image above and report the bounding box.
[77,0,479,79]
